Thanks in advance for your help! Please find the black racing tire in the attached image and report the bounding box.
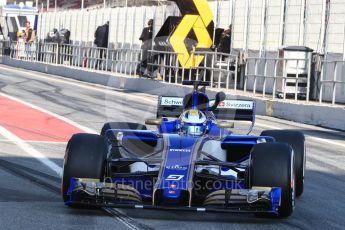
[62,133,108,204]
[261,130,305,197]
[251,143,295,218]
[100,122,147,136]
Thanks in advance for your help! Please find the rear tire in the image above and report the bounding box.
[251,143,295,218]
[62,133,108,204]
[261,130,305,197]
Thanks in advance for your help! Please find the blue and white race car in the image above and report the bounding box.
[62,81,305,218]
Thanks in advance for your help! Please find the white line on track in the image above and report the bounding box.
[0,91,140,229]
[0,92,97,134]
[0,92,97,178]
[0,126,63,177]
[0,139,68,144]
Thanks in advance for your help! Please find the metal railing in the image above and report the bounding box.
[7,42,141,76]
[319,60,345,105]
[59,44,81,67]
[10,41,39,62]
[148,50,184,83]
[148,50,238,89]
[194,51,238,90]
[80,46,109,71]
[2,41,345,106]
[245,56,312,102]
[38,42,58,64]
[109,48,141,76]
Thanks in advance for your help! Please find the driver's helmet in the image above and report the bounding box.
[180,109,207,136]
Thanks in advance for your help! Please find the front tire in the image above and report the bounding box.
[62,133,108,204]
[251,143,295,218]
[261,130,305,197]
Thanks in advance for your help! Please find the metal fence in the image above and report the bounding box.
[10,42,39,62]
[319,60,345,105]
[109,48,141,76]
[6,42,141,76]
[148,50,183,83]
[245,56,312,102]
[38,42,58,64]
[148,50,238,89]
[2,40,345,106]
[59,44,81,67]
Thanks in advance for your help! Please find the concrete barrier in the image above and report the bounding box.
[2,56,345,131]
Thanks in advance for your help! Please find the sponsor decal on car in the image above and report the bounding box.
[166,165,188,170]
[165,175,185,181]
[169,149,191,152]
[209,100,254,110]
[160,97,184,106]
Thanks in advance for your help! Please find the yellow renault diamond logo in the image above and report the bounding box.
[169,0,214,69]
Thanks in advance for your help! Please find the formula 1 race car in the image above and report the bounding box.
[62,81,306,218]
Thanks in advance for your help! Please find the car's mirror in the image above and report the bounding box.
[209,92,226,111]
[217,121,234,129]
[215,91,226,103]
[145,118,162,126]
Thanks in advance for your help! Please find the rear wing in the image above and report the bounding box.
[156,96,255,122]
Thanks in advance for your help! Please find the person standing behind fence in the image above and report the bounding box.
[24,21,36,44]
[24,21,36,59]
[217,25,232,55]
[137,19,153,77]
[16,31,26,59]
[94,21,109,69]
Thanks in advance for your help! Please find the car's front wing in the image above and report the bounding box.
[65,178,282,215]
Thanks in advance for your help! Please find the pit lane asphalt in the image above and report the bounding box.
[0,64,344,230]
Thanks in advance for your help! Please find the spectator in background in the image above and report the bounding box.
[137,19,153,77]
[94,21,109,69]
[45,28,61,43]
[16,30,26,59]
[59,28,71,44]
[24,21,36,44]
[23,21,36,59]
[217,24,232,55]
[94,21,109,48]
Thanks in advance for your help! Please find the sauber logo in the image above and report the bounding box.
[169,149,191,152]
[165,175,185,181]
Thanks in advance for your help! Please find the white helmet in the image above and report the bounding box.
[180,109,207,136]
